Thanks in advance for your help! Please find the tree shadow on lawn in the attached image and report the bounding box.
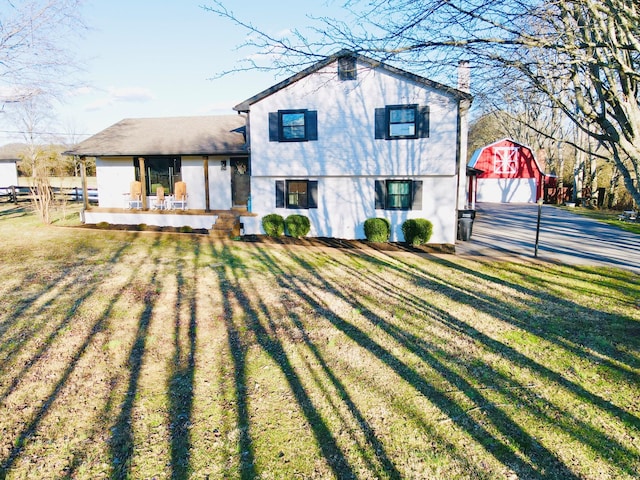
[208,241,362,479]
[248,246,495,479]
[274,244,639,478]
[0,238,149,478]
[167,241,199,480]
[109,237,202,480]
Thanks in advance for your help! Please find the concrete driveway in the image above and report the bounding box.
[455,203,640,274]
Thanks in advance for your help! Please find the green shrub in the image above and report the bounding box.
[96,221,110,230]
[285,214,311,238]
[262,213,285,237]
[179,225,193,233]
[402,218,433,246]
[364,217,391,242]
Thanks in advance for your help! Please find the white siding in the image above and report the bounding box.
[95,157,136,208]
[246,175,458,243]
[95,156,234,210]
[245,60,463,244]
[181,156,206,210]
[208,158,232,210]
[0,161,18,188]
[249,64,459,178]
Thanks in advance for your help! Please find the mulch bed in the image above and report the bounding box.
[240,234,455,254]
[78,223,454,254]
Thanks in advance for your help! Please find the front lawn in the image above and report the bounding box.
[0,204,638,479]
[560,205,640,235]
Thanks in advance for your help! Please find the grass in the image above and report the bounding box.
[0,203,639,479]
[560,205,640,235]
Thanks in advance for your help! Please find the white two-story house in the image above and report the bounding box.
[236,50,472,243]
[68,50,472,244]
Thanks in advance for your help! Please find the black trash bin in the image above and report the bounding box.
[457,209,476,241]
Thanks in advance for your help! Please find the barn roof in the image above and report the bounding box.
[65,115,248,157]
[468,137,545,174]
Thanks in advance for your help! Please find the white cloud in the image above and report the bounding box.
[83,86,155,111]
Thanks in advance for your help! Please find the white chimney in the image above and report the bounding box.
[458,60,470,93]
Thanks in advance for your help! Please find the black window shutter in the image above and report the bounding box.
[269,112,280,142]
[412,180,423,210]
[308,180,318,208]
[275,180,285,208]
[375,180,386,209]
[306,111,318,141]
[418,106,430,138]
[374,108,387,139]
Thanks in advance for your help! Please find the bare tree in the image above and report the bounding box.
[0,0,87,223]
[205,0,640,205]
[0,0,86,105]
[9,94,57,222]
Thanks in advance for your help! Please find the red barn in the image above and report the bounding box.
[467,138,546,204]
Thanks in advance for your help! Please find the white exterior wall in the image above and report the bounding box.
[245,175,458,243]
[208,158,232,210]
[95,155,235,210]
[0,161,18,187]
[250,66,459,177]
[95,157,136,208]
[181,156,206,210]
[245,61,462,243]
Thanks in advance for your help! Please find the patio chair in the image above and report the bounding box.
[152,185,166,210]
[126,181,142,209]
[171,181,187,210]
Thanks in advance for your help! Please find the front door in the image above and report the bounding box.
[231,157,250,208]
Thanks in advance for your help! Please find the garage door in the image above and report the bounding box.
[476,178,536,203]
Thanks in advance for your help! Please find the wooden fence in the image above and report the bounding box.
[0,186,98,204]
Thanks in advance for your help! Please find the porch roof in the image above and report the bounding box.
[66,115,248,157]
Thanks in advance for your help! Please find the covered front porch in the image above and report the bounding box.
[65,115,252,237]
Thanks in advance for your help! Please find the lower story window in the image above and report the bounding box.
[287,180,308,208]
[375,179,423,211]
[275,180,318,209]
[386,180,412,209]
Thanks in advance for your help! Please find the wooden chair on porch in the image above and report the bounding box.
[152,185,166,210]
[170,181,187,210]
[125,181,142,209]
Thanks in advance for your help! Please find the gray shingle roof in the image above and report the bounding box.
[66,115,248,157]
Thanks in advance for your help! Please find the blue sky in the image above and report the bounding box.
[3,0,345,145]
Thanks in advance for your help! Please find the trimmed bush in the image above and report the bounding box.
[285,214,311,238]
[402,218,433,246]
[262,214,285,237]
[364,217,391,243]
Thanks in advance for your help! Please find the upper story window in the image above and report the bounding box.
[375,104,430,140]
[280,111,307,141]
[388,106,417,138]
[269,109,318,142]
[338,56,357,81]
